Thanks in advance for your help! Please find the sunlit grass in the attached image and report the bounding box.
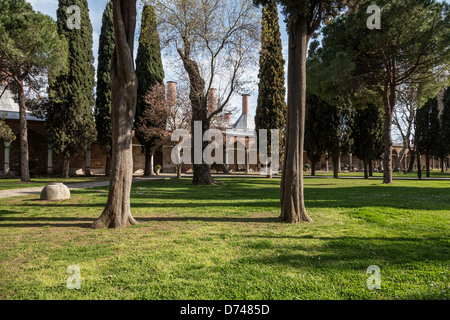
[0,177,448,300]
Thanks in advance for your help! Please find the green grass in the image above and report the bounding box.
[0,177,109,191]
[0,177,448,300]
[307,170,450,178]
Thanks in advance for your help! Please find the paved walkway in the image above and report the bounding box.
[0,175,170,199]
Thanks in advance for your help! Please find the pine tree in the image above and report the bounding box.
[416,98,441,178]
[255,0,286,178]
[95,1,114,176]
[47,0,97,178]
[134,4,165,176]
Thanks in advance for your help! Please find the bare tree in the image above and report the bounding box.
[152,0,260,185]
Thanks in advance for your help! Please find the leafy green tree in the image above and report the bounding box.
[416,98,442,177]
[351,103,384,179]
[304,92,330,176]
[134,4,165,176]
[0,0,67,182]
[48,0,97,178]
[309,0,449,185]
[95,1,114,176]
[0,115,16,143]
[255,0,286,178]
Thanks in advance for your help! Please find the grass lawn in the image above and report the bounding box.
[0,177,448,300]
[0,177,109,191]
[307,170,450,179]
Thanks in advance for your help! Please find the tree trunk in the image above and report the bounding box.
[417,146,422,180]
[311,160,316,176]
[177,164,182,179]
[363,157,369,179]
[144,146,153,176]
[92,0,138,229]
[280,18,312,223]
[440,158,444,173]
[61,156,70,179]
[18,84,30,182]
[382,103,394,184]
[369,160,373,177]
[425,154,430,178]
[408,148,415,172]
[394,144,407,171]
[332,155,339,179]
[105,152,112,177]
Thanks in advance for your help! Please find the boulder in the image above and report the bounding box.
[40,183,71,201]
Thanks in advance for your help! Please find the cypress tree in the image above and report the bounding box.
[416,98,441,178]
[48,0,97,178]
[134,5,165,176]
[95,1,114,176]
[255,0,287,177]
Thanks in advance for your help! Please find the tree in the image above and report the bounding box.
[154,0,260,185]
[352,103,384,179]
[48,0,97,178]
[416,97,442,177]
[310,0,449,184]
[95,1,114,176]
[442,87,450,170]
[324,102,354,179]
[0,115,16,143]
[135,4,165,176]
[254,0,359,223]
[255,0,287,178]
[134,83,169,176]
[304,92,330,176]
[91,0,139,229]
[0,0,67,182]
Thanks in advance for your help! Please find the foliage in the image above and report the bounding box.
[95,1,114,156]
[304,92,331,173]
[255,0,286,157]
[0,115,15,143]
[0,0,68,90]
[46,0,97,159]
[416,98,442,159]
[134,83,169,154]
[351,103,384,164]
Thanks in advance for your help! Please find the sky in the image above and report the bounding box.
[26,0,291,120]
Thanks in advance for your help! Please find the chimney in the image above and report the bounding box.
[207,88,218,115]
[242,94,250,114]
[167,81,177,107]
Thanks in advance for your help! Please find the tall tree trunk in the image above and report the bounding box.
[61,156,70,179]
[332,155,339,179]
[144,146,153,176]
[311,160,316,176]
[425,154,430,178]
[280,18,312,223]
[382,102,394,184]
[417,146,422,179]
[363,158,369,179]
[441,158,444,173]
[394,144,407,171]
[369,160,373,177]
[18,83,30,182]
[92,0,138,229]
[105,151,112,177]
[408,148,415,172]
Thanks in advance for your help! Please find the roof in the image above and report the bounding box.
[232,113,255,131]
[0,86,44,122]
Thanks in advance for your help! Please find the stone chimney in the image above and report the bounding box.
[167,81,177,107]
[207,88,218,115]
[242,94,250,114]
